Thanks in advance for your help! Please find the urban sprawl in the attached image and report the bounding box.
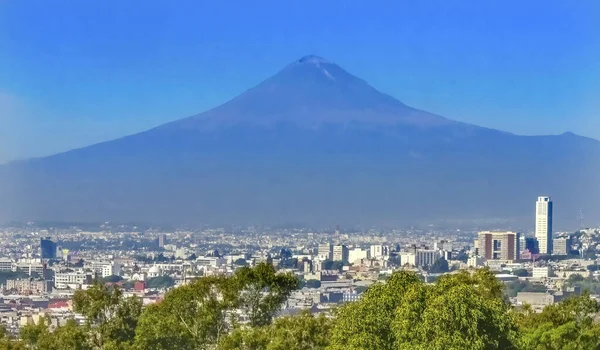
[0,196,597,336]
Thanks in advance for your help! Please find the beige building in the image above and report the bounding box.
[477,231,520,261]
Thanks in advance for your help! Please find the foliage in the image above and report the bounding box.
[218,311,332,350]
[512,269,529,277]
[303,279,321,289]
[146,276,175,289]
[329,268,519,350]
[0,271,28,286]
[428,257,449,274]
[72,282,143,349]
[565,276,600,295]
[12,263,600,350]
[355,285,368,294]
[234,258,248,266]
[233,263,300,327]
[187,254,197,261]
[134,262,299,349]
[504,280,547,298]
[518,292,600,349]
[98,275,124,284]
[277,258,298,269]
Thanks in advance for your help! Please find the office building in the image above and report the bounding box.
[477,231,521,261]
[535,196,553,254]
[0,258,13,272]
[524,237,539,254]
[533,266,552,279]
[158,233,166,248]
[40,238,56,259]
[415,249,442,267]
[317,244,333,260]
[553,237,571,256]
[370,245,389,258]
[332,245,349,263]
[348,248,369,263]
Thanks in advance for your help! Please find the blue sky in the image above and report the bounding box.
[1,0,599,162]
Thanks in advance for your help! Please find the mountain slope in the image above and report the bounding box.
[0,55,598,227]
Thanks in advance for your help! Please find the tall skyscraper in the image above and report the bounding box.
[158,233,166,248]
[535,196,553,255]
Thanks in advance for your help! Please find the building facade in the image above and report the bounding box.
[477,231,521,261]
[332,245,349,263]
[318,244,333,260]
[535,196,553,254]
[553,237,571,256]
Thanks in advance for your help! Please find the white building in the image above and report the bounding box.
[348,249,369,264]
[0,258,13,272]
[54,272,90,289]
[318,244,333,260]
[415,249,442,267]
[89,261,122,278]
[535,196,553,254]
[532,266,552,279]
[370,245,389,258]
[332,245,349,263]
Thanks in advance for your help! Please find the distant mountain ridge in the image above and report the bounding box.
[0,55,598,227]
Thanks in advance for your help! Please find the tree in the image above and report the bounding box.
[234,258,248,266]
[187,254,197,261]
[99,275,124,284]
[518,292,600,350]
[35,319,92,350]
[72,282,142,349]
[219,311,332,350]
[512,269,529,277]
[135,276,234,350]
[146,276,175,289]
[233,263,300,327]
[428,258,449,274]
[134,263,299,349]
[329,269,519,350]
[20,317,50,349]
[277,258,298,269]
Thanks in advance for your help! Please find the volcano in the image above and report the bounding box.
[1,55,599,227]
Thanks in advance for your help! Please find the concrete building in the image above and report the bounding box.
[158,233,166,248]
[415,249,442,267]
[370,245,389,258]
[535,196,553,254]
[477,231,521,261]
[0,258,13,272]
[5,279,52,294]
[40,238,56,259]
[532,266,552,279]
[54,272,91,289]
[318,244,333,260]
[553,237,571,256]
[332,245,349,263]
[348,248,369,263]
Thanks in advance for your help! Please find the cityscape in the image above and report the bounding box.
[1,195,599,336]
[1,1,599,349]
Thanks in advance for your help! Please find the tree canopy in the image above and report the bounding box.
[9,265,600,350]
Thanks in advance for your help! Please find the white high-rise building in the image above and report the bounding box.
[535,196,553,254]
